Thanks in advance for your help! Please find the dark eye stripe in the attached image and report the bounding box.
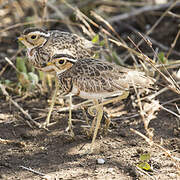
[23,28,47,35]
[53,54,75,59]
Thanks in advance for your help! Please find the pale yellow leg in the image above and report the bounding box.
[88,91,129,153]
[104,115,111,135]
[65,94,75,137]
[89,99,103,153]
[88,116,97,137]
[39,77,59,128]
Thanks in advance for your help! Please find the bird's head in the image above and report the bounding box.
[46,54,77,74]
[18,28,50,49]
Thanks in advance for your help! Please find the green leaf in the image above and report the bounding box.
[92,34,99,43]
[140,153,151,161]
[158,52,168,64]
[99,39,105,46]
[16,57,27,73]
[137,162,152,171]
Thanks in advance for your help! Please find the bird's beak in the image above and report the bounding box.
[47,62,52,66]
[18,36,24,41]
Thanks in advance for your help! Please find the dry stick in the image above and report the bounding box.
[160,105,180,119]
[122,23,180,57]
[136,1,179,48]
[46,2,76,34]
[162,97,180,106]
[108,1,180,23]
[94,0,155,7]
[141,81,180,102]
[0,84,40,128]
[90,11,121,40]
[0,138,25,147]
[168,11,180,18]
[63,0,115,39]
[4,57,41,127]
[136,166,155,180]
[90,11,139,66]
[166,29,180,58]
[0,19,77,34]
[19,166,45,177]
[130,128,180,171]
[115,1,179,61]
[112,36,180,95]
[175,104,180,129]
[130,76,152,137]
[63,1,96,38]
[0,64,8,77]
[5,57,19,73]
[41,0,48,25]
[137,32,180,94]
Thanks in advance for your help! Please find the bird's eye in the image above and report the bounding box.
[30,35,37,39]
[58,59,65,65]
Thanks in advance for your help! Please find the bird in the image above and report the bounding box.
[46,54,155,152]
[18,27,99,132]
[18,27,99,72]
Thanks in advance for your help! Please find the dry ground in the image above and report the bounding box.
[0,91,180,180]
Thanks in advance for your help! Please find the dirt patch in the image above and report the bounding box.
[0,92,180,180]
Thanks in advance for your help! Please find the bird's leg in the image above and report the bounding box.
[87,91,129,137]
[88,100,98,137]
[88,116,97,137]
[65,94,75,137]
[89,99,103,153]
[89,91,129,114]
[103,112,111,135]
[40,77,59,128]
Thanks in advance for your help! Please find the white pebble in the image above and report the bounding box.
[97,158,105,164]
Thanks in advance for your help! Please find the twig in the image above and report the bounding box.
[122,23,180,57]
[0,19,76,34]
[136,1,179,48]
[108,2,180,23]
[162,97,180,106]
[160,105,180,119]
[94,0,154,7]
[166,29,180,58]
[19,166,45,176]
[137,32,180,94]
[130,128,180,170]
[90,10,139,65]
[5,57,20,73]
[168,11,180,18]
[0,138,25,147]
[46,1,76,34]
[136,166,155,180]
[0,84,40,128]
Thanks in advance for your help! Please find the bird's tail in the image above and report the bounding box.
[126,71,155,88]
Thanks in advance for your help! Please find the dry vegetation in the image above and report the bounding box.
[1,0,180,179]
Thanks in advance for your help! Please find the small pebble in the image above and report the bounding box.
[97,158,105,164]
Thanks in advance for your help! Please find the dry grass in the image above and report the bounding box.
[1,0,180,179]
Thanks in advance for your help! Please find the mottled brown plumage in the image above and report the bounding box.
[18,27,98,72]
[48,55,155,99]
